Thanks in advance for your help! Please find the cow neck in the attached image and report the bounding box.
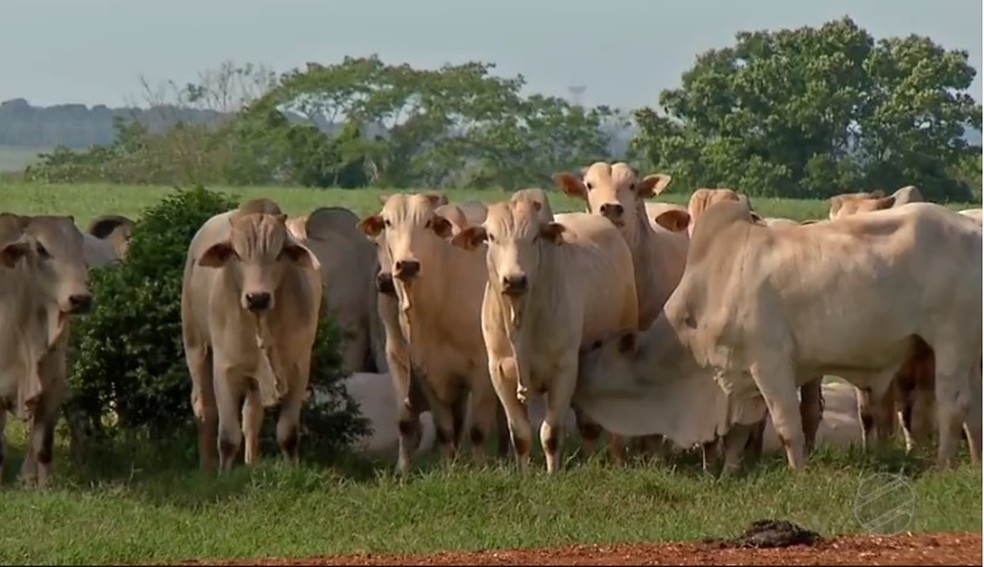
[636,310,699,379]
[395,243,453,345]
[0,265,53,419]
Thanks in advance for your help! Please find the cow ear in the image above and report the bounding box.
[421,192,449,208]
[275,213,288,225]
[0,240,31,268]
[198,241,237,267]
[874,196,896,210]
[88,215,133,239]
[749,212,765,224]
[431,215,454,238]
[552,172,588,200]
[827,196,844,215]
[637,174,672,199]
[653,210,690,232]
[358,215,385,238]
[376,194,391,206]
[450,226,487,250]
[617,331,637,355]
[540,222,566,244]
[282,242,320,271]
[869,189,885,199]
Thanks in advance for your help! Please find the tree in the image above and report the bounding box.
[631,16,982,201]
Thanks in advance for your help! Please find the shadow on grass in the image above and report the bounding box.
[0,419,961,514]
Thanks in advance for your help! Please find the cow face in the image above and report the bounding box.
[198,212,319,313]
[553,162,672,229]
[450,198,565,298]
[357,193,452,284]
[4,216,93,315]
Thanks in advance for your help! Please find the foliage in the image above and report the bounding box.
[65,185,367,461]
[630,16,982,201]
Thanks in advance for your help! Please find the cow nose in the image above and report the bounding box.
[245,292,272,312]
[68,293,93,314]
[600,203,624,218]
[501,275,528,295]
[376,272,396,295]
[395,259,420,280]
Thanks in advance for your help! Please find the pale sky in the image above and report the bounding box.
[1,0,981,110]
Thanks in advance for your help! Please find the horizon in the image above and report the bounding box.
[1,0,980,111]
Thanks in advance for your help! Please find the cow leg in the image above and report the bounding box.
[488,356,533,471]
[857,380,896,451]
[608,432,627,466]
[466,379,499,466]
[495,403,511,459]
[21,348,67,488]
[0,410,5,485]
[743,418,767,466]
[963,358,982,465]
[428,396,458,463]
[541,358,578,474]
[276,380,307,465]
[749,359,806,470]
[722,423,754,475]
[188,345,218,472]
[639,434,670,461]
[242,388,263,466]
[701,438,721,474]
[800,377,824,454]
[572,406,604,458]
[932,349,975,469]
[213,358,247,472]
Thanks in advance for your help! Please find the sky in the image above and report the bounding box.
[1,0,981,111]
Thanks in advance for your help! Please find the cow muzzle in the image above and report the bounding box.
[501,274,528,296]
[394,259,421,281]
[244,291,273,313]
[66,293,93,315]
[599,203,625,226]
[376,271,396,295]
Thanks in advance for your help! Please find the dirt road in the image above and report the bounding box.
[184,532,981,566]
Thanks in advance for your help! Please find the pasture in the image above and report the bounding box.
[0,182,980,565]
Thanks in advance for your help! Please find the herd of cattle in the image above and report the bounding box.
[1,160,981,486]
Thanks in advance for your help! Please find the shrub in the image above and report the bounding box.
[65,184,368,466]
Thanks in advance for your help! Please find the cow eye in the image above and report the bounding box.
[629,183,636,191]
[424,219,432,229]
[586,182,594,190]
[384,219,392,228]
[487,234,495,243]
[36,243,51,258]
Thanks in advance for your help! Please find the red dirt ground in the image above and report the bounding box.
[183,532,982,566]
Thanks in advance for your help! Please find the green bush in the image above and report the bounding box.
[65,184,368,466]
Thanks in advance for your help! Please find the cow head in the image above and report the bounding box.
[87,214,135,260]
[198,212,319,313]
[4,215,93,315]
[450,195,565,299]
[827,190,890,220]
[553,162,672,229]
[357,192,452,284]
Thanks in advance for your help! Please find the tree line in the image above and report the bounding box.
[19,17,984,201]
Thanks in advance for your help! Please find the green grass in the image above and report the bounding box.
[0,181,980,563]
[0,429,979,564]
[7,182,977,228]
[0,146,50,172]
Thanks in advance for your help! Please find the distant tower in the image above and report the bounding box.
[568,85,587,107]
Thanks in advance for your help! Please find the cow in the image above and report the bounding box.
[86,214,135,262]
[1,214,93,486]
[823,186,944,452]
[828,186,923,221]
[359,193,503,472]
[308,372,437,459]
[449,194,639,472]
[285,206,386,375]
[684,188,743,237]
[553,162,689,460]
[181,204,323,472]
[576,200,981,471]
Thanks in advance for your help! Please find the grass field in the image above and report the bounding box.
[0,182,980,564]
